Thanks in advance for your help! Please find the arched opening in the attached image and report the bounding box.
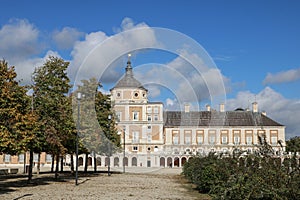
[105,157,109,166]
[132,157,137,166]
[88,157,92,166]
[78,157,83,166]
[167,157,172,167]
[123,157,128,166]
[181,157,187,166]
[96,157,101,166]
[174,157,179,167]
[114,157,119,167]
[160,157,165,167]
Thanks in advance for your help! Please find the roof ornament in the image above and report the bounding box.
[125,53,133,76]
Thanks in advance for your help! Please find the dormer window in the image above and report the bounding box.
[134,92,139,98]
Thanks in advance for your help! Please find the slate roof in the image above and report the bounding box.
[111,61,147,91]
[164,111,284,127]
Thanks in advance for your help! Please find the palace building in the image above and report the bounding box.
[0,57,286,169]
[109,58,286,168]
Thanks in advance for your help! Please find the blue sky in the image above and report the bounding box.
[1,0,300,138]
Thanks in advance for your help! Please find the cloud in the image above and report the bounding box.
[263,67,300,85]
[52,27,84,49]
[134,50,230,106]
[0,19,41,60]
[71,18,159,84]
[226,87,300,139]
[14,50,61,84]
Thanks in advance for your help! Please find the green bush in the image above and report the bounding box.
[182,154,300,200]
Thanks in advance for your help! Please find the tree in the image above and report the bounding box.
[286,136,300,154]
[32,56,75,178]
[0,60,42,182]
[74,77,120,172]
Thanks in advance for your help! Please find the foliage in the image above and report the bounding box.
[0,60,40,154]
[74,77,121,156]
[286,136,300,154]
[183,153,300,199]
[32,56,75,155]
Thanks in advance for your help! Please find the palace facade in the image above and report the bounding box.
[109,58,286,167]
[0,58,286,169]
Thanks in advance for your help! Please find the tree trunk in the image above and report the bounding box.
[93,152,97,172]
[23,152,27,174]
[60,156,64,172]
[37,153,40,175]
[27,150,34,183]
[55,154,59,179]
[84,152,88,172]
[51,154,55,172]
[70,153,74,174]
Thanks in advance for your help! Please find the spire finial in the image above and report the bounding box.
[126,53,133,75]
[128,53,131,61]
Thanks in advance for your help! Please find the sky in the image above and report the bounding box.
[1,0,300,139]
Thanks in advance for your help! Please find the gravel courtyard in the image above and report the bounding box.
[0,168,210,200]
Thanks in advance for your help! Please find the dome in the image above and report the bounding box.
[111,60,147,91]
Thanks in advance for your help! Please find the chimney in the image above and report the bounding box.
[206,104,211,111]
[262,111,267,116]
[252,102,258,113]
[219,103,225,112]
[184,104,190,113]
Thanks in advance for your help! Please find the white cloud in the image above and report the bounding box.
[52,27,84,49]
[69,31,108,80]
[263,67,300,85]
[166,98,174,106]
[14,50,61,84]
[165,98,181,110]
[134,50,229,106]
[71,18,159,84]
[226,87,300,139]
[0,19,40,60]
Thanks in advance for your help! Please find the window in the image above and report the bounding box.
[147,126,152,132]
[209,130,216,144]
[116,112,121,122]
[33,153,39,162]
[116,92,121,98]
[133,111,139,121]
[147,115,152,121]
[147,147,151,151]
[221,135,228,144]
[46,154,52,162]
[185,136,191,144]
[246,135,252,145]
[4,154,11,163]
[209,135,215,144]
[18,154,24,163]
[234,135,240,144]
[147,134,152,142]
[197,135,203,144]
[133,146,138,151]
[154,115,158,121]
[209,134,216,144]
[133,132,139,143]
[271,136,278,144]
[154,107,159,113]
[271,131,278,145]
[147,107,152,113]
[134,92,139,98]
[173,136,179,145]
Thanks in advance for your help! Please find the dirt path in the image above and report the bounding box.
[0,169,210,200]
